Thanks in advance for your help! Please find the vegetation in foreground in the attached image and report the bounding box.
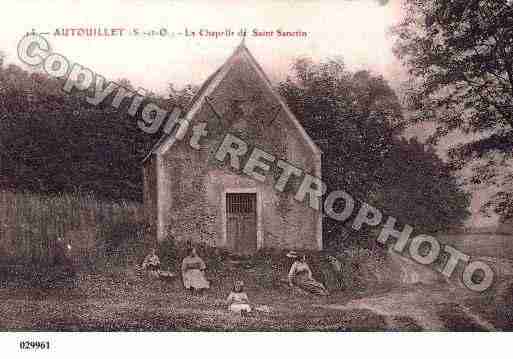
[0,259,418,332]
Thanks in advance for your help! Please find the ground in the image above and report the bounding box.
[0,265,393,331]
[0,256,508,331]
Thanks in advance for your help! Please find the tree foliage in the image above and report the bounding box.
[279,57,470,247]
[0,55,470,246]
[393,0,513,217]
[168,83,199,109]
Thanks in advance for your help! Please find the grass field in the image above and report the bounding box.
[0,264,418,331]
[2,191,513,331]
[1,255,511,331]
[0,190,143,265]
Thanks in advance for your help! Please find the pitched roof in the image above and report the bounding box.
[143,41,320,162]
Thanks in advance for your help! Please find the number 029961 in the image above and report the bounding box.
[19,341,51,350]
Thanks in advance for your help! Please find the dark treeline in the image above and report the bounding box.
[0,56,470,247]
[393,0,513,219]
[278,58,471,246]
[0,62,193,201]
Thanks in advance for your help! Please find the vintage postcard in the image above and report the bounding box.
[0,0,512,356]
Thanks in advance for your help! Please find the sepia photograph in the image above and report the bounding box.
[0,0,513,356]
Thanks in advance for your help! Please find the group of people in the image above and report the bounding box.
[142,247,210,290]
[141,247,328,315]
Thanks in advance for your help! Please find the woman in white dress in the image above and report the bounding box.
[226,280,251,315]
[288,252,328,296]
[181,247,210,292]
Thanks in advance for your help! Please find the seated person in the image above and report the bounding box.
[52,236,76,280]
[181,247,210,291]
[226,280,251,315]
[142,248,161,271]
[288,251,328,296]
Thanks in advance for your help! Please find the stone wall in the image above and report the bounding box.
[150,51,321,251]
[142,155,158,249]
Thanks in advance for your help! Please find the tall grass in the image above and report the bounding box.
[0,190,145,267]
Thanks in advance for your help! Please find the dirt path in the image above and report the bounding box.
[318,252,499,331]
[319,284,496,330]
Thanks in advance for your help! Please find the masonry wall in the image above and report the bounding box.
[153,51,321,251]
[142,155,158,248]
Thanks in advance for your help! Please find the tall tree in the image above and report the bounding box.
[279,57,470,247]
[0,65,163,200]
[393,0,513,217]
[279,58,404,200]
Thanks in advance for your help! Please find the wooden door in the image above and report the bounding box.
[226,193,257,255]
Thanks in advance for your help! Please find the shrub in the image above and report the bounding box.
[156,236,179,271]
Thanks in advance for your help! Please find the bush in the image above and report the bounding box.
[102,221,147,267]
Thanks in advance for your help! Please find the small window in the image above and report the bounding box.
[226,193,256,214]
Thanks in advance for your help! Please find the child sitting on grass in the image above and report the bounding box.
[226,280,252,315]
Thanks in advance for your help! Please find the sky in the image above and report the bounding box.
[0,0,403,92]
[0,0,499,227]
